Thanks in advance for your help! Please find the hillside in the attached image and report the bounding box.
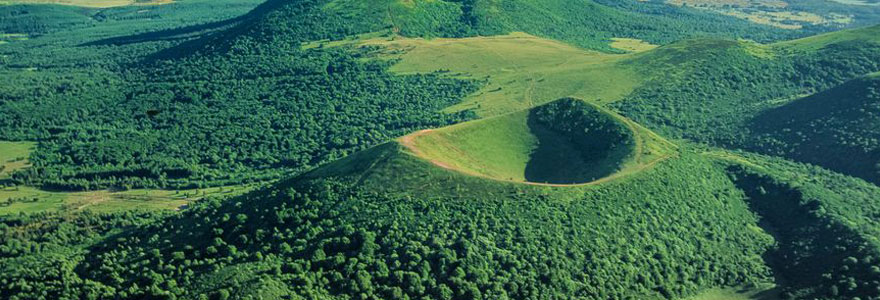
[749,73,880,184]
[8,135,880,299]
[613,24,880,183]
[198,0,802,54]
[8,142,777,299]
[4,0,880,299]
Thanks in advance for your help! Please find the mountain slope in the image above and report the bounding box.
[750,73,880,183]
[193,0,801,55]
[613,24,880,183]
[67,142,778,300]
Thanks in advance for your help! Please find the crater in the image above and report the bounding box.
[400,98,638,185]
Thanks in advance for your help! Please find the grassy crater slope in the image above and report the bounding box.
[399,98,673,185]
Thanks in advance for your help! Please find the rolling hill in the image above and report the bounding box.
[58,138,781,300]
[750,73,880,184]
[10,119,880,299]
[613,24,880,183]
[4,0,880,299]
[188,0,802,55]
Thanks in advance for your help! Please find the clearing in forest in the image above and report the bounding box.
[686,285,781,300]
[307,32,647,117]
[0,0,172,8]
[0,184,257,215]
[0,141,34,179]
[609,38,659,53]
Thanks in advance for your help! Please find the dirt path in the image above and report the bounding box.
[398,129,454,170]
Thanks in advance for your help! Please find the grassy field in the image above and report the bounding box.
[829,0,880,5]
[687,285,780,300]
[666,0,788,8]
[400,99,677,186]
[401,110,540,182]
[773,24,880,52]
[0,33,29,44]
[665,0,851,29]
[0,141,35,179]
[0,141,259,216]
[0,0,172,8]
[722,10,848,29]
[0,184,258,215]
[610,38,658,52]
[355,32,646,117]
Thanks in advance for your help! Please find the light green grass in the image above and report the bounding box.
[0,184,258,215]
[610,37,659,53]
[311,27,880,120]
[773,24,880,52]
[400,100,677,185]
[0,141,35,179]
[403,110,537,182]
[828,0,880,6]
[0,0,172,8]
[687,284,780,300]
[360,32,645,117]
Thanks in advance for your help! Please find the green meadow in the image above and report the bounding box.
[356,32,646,116]
[0,184,258,215]
[0,141,34,179]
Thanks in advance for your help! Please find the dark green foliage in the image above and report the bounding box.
[1,148,779,299]
[613,29,880,184]
[0,5,94,36]
[0,0,479,191]
[728,164,880,299]
[525,99,635,183]
[0,210,171,299]
[749,75,880,184]
[4,51,478,190]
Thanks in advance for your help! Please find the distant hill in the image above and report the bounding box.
[192,0,800,54]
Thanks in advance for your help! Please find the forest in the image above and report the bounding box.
[3,0,880,299]
[0,0,822,191]
[612,28,880,184]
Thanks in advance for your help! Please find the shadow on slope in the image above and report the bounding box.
[80,17,244,47]
[749,73,880,184]
[524,99,636,184]
[401,98,637,185]
[729,166,880,299]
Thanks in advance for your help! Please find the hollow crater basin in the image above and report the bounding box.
[402,98,637,185]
